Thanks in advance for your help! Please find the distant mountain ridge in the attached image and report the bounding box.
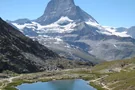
[8,0,135,62]
[116,26,135,39]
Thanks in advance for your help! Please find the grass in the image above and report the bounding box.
[2,70,18,77]
[3,57,135,90]
[3,80,35,90]
[103,70,135,90]
[1,68,105,90]
[3,77,79,90]
[92,58,135,72]
[90,57,135,90]
[4,81,22,90]
[90,82,105,90]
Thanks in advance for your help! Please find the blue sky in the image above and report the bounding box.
[0,0,135,27]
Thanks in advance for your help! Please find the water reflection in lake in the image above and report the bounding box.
[17,79,97,90]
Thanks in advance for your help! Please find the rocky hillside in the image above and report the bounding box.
[0,18,60,73]
[0,18,93,73]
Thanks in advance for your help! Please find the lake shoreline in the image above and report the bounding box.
[17,79,97,90]
[0,68,106,90]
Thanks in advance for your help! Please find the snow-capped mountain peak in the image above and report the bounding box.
[12,16,130,37]
[36,0,98,25]
[7,0,135,62]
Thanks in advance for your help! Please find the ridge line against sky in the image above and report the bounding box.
[0,0,135,27]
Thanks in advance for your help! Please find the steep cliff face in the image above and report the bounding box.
[36,0,98,25]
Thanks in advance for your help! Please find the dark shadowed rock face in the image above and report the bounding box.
[36,0,98,25]
[0,18,59,73]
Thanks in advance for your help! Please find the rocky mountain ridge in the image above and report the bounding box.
[8,0,135,62]
[36,0,98,25]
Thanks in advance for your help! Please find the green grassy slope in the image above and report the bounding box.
[91,57,135,90]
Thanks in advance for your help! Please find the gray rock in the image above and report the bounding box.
[36,0,98,25]
[0,18,58,73]
[127,26,135,38]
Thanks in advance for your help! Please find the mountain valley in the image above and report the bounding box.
[0,0,135,90]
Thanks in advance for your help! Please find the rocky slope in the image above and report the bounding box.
[0,18,93,73]
[0,17,60,73]
[8,0,135,62]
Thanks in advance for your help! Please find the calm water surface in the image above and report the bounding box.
[17,79,97,90]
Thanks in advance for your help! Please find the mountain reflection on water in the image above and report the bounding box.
[17,79,97,90]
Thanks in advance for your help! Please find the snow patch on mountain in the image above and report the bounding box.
[13,16,77,33]
[12,16,130,37]
[114,44,118,48]
[85,20,99,27]
[86,21,130,37]
[57,16,73,23]
[103,26,130,37]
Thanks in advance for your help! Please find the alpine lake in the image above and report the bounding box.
[17,79,97,90]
